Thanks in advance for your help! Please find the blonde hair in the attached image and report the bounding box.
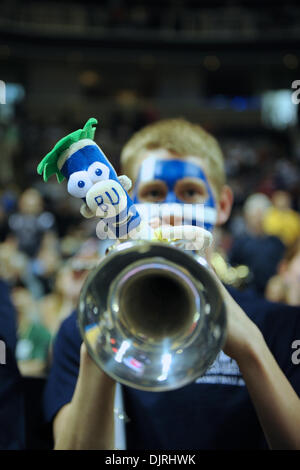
[120,118,225,196]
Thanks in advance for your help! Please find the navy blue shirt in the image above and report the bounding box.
[0,280,25,449]
[229,234,285,294]
[43,287,300,449]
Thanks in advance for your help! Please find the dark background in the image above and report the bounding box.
[0,0,300,204]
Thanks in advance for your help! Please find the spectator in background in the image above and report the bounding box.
[7,188,58,298]
[32,231,61,296]
[0,278,25,449]
[39,238,100,335]
[8,188,55,259]
[0,204,9,243]
[263,190,300,247]
[12,286,51,378]
[228,193,285,294]
[265,239,300,306]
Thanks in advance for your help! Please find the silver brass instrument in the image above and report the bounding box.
[78,240,227,392]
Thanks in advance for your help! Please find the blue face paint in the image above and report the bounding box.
[132,157,217,231]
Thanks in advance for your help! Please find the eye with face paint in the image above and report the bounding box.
[174,178,208,204]
[138,178,208,204]
[137,180,168,202]
[67,171,93,198]
[132,157,217,232]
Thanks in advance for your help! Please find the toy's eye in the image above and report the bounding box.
[87,162,110,183]
[67,171,93,198]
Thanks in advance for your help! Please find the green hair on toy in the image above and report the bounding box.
[37,117,98,183]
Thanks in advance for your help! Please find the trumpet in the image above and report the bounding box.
[78,239,227,392]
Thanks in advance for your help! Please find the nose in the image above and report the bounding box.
[164,192,177,204]
[161,214,183,226]
[160,203,186,227]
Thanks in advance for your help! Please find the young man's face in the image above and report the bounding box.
[131,149,218,232]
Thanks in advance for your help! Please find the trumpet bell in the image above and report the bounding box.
[78,240,227,392]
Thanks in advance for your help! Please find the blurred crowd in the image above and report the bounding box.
[0,186,101,378]
[0,115,300,380]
